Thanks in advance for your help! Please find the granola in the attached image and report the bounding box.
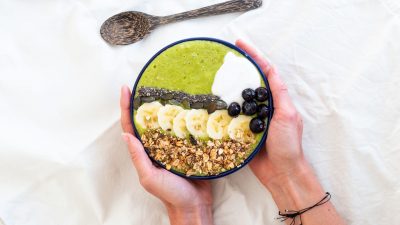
[141,129,254,176]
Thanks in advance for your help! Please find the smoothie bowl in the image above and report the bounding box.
[130,38,273,179]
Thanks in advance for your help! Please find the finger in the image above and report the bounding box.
[235,40,293,109]
[122,132,156,178]
[120,85,134,134]
[267,67,295,110]
[235,39,271,75]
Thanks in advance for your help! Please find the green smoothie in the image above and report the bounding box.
[136,41,241,95]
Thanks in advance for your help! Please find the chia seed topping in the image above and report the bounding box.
[138,86,222,107]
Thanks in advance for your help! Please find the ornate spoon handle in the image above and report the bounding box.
[157,0,262,25]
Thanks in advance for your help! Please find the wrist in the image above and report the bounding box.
[265,160,325,210]
[166,204,214,225]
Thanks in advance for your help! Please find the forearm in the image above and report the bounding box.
[167,205,214,225]
[265,160,346,225]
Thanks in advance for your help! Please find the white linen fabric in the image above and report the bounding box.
[1,0,399,224]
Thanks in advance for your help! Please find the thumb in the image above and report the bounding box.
[122,132,155,178]
[267,67,295,111]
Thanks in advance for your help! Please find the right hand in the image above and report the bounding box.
[235,40,306,187]
[236,39,346,225]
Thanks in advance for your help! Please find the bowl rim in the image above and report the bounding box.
[130,37,274,180]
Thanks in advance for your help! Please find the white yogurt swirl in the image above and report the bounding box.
[212,52,261,105]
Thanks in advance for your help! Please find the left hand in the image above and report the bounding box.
[120,85,214,225]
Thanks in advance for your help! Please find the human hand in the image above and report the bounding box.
[236,40,345,225]
[120,86,214,225]
[236,40,306,187]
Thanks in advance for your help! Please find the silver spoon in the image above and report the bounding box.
[100,0,262,45]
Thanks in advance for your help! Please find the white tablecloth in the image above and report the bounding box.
[1,0,400,224]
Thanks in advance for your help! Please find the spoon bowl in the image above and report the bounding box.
[100,11,156,45]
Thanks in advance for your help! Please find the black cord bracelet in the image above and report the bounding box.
[276,192,331,225]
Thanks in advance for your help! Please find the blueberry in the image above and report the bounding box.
[228,102,241,117]
[255,87,268,102]
[242,88,256,101]
[255,87,269,102]
[242,101,257,116]
[250,118,266,133]
[257,104,270,119]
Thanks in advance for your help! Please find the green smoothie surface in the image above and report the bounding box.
[136,41,242,95]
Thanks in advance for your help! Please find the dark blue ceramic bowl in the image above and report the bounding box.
[130,37,274,180]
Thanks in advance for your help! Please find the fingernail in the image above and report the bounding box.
[121,132,130,143]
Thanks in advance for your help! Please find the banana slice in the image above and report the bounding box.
[173,110,189,138]
[157,104,184,131]
[135,101,163,129]
[206,110,232,139]
[228,115,254,142]
[186,109,209,138]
